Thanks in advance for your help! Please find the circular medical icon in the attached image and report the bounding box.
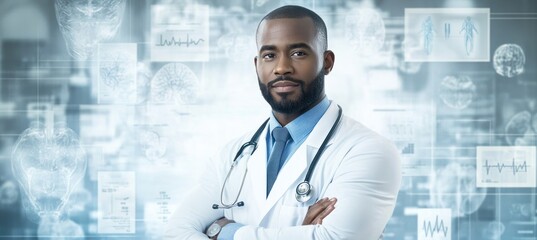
[0,180,19,207]
[150,63,200,105]
[345,9,386,56]
[11,122,87,220]
[505,111,535,146]
[429,163,487,217]
[493,44,526,78]
[439,75,476,109]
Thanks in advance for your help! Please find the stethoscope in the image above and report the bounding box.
[212,105,343,209]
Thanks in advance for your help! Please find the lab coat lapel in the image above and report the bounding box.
[261,102,340,219]
[264,142,308,210]
[247,126,268,216]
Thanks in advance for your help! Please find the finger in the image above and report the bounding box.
[312,201,336,224]
[309,198,335,214]
[304,198,336,225]
[303,198,329,224]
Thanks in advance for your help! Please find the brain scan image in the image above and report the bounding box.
[429,162,487,217]
[150,63,200,105]
[11,122,87,221]
[439,75,476,109]
[55,0,126,60]
[504,111,536,146]
[344,9,386,56]
[493,44,526,78]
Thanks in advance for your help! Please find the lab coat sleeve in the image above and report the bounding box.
[233,136,402,240]
[163,142,236,240]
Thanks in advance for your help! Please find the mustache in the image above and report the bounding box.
[267,76,304,87]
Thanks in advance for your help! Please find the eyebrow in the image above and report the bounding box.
[259,42,313,53]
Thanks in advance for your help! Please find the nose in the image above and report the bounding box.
[273,56,293,76]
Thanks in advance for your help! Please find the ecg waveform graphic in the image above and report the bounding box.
[422,215,449,238]
[476,146,536,187]
[155,34,205,47]
[483,158,528,175]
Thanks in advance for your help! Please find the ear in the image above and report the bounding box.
[254,56,258,70]
[323,50,335,75]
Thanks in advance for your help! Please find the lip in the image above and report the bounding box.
[271,80,300,93]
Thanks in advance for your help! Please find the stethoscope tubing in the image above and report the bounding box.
[214,105,342,208]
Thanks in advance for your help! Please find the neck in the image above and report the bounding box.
[273,95,325,126]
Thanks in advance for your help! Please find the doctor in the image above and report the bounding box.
[164,5,401,240]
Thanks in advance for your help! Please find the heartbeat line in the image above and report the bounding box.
[155,34,205,47]
[423,215,449,237]
[483,158,528,175]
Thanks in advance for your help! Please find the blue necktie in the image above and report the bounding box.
[267,127,290,197]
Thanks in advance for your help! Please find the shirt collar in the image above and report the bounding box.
[268,97,330,143]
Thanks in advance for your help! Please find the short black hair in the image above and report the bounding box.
[256,5,328,51]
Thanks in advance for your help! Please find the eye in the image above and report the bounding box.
[291,51,307,57]
[262,53,275,60]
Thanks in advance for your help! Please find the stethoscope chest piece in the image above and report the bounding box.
[295,181,313,203]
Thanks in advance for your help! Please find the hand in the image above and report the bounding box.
[302,197,337,225]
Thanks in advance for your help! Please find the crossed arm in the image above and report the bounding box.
[164,137,401,240]
[211,197,338,239]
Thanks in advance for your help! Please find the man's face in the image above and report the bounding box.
[255,17,326,114]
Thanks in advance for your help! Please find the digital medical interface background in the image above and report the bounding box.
[0,0,535,239]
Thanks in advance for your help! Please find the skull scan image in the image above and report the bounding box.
[55,0,126,60]
[11,123,87,221]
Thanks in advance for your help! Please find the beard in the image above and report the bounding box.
[258,70,324,114]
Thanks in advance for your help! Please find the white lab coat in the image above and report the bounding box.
[164,102,401,240]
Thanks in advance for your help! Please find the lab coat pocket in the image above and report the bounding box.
[279,189,315,226]
[278,205,309,227]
